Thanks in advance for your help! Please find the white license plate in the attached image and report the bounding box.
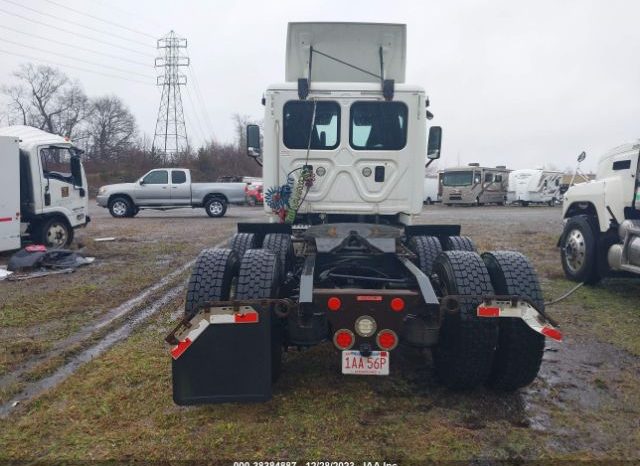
[342,350,390,376]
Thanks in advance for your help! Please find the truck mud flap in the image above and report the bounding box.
[169,305,272,405]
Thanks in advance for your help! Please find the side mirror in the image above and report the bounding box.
[70,155,82,187]
[246,124,261,158]
[139,179,145,185]
[427,126,442,159]
[577,151,586,162]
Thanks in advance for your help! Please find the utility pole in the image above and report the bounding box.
[153,30,189,159]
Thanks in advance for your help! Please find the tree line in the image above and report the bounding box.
[1,63,260,189]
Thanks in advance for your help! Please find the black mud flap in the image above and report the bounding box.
[171,308,272,405]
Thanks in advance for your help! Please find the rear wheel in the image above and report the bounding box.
[432,251,498,390]
[236,249,283,382]
[407,235,442,275]
[205,197,227,218]
[482,251,545,391]
[263,233,294,274]
[560,215,599,284]
[443,235,476,252]
[184,248,239,318]
[230,232,257,259]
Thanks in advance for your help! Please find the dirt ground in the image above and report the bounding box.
[1,203,639,462]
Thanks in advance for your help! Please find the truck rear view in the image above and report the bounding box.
[167,22,561,404]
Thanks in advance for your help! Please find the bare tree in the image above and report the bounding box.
[85,95,137,162]
[1,63,91,139]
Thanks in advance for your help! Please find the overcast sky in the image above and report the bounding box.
[1,0,639,172]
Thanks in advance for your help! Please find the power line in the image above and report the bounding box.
[188,63,216,137]
[40,0,157,39]
[0,48,152,85]
[0,0,154,50]
[0,8,155,57]
[184,84,207,143]
[0,36,154,79]
[88,0,165,32]
[0,23,152,68]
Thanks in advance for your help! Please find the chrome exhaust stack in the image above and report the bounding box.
[608,220,640,273]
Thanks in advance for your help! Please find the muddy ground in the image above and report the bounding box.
[0,203,639,462]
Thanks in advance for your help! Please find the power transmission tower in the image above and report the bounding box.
[153,30,189,159]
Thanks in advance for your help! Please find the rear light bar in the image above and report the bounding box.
[477,299,562,342]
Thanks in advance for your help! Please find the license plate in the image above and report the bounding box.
[342,350,389,376]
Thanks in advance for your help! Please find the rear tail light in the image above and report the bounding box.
[390,297,405,312]
[327,296,342,312]
[376,330,398,350]
[334,329,355,350]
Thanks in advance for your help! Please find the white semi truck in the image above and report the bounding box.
[0,126,89,252]
[560,143,640,283]
[167,23,561,405]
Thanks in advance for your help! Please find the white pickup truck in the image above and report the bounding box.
[96,168,246,218]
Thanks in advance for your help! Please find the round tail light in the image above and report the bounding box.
[390,297,405,312]
[377,330,398,350]
[334,329,355,350]
[327,296,342,312]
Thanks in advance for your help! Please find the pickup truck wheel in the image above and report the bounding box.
[560,215,599,284]
[108,197,132,218]
[263,233,294,274]
[432,251,498,390]
[236,249,283,382]
[230,232,257,259]
[35,217,73,249]
[205,197,227,218]
[407,235,442,275]
[482,251,545,391]
[443,235,476,252]
[184,248,239,319]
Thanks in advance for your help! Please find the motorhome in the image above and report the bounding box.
[441,164,509,206]
[0,126,89,252]
[507,169,563,206]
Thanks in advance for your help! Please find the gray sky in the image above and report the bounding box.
[1,0,639,172]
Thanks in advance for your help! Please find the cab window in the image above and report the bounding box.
[283,101,340,150]
[172,170,187,184]
[143,170,168,184]
[484,173,494,183]
[350,101,408,150]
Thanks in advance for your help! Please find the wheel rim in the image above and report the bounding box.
[112,201,127,216]
[46,222,67,248]
[208,201,223,215]
[564,229,586,273]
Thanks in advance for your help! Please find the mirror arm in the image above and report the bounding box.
[425,158,436,169]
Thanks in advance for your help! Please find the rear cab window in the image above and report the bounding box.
[350,101,408,150]
[283,101,340,150]
[172,170,187,184]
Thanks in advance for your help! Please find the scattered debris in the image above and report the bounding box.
[0,267,13,281]
[94,237,116,242]
[6,247,95,280]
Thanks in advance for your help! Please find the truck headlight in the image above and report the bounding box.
[98,187,106,195]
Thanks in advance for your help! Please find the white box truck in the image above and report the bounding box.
[0,126,90,252]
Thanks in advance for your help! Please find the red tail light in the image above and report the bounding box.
[377,330,398,350]
[390,297,405,312]
[327,296,342,312]
[333,329,355,350]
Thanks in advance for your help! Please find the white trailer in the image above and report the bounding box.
[507,169,563,206]
[423,176,439,204]
[0,136,21,252]
[0,126,90,252]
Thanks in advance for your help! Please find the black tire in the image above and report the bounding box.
[482,251,545,391]
[236,249,283,382]
[263,233,294,274]
[432,251,498,390]
[205,197,227,218]
[108,196,133,218]
[230,232,257,259]
[407,235,442,275]
[184,248,239,318]
[443,235,476,252]
[560,215,599,284]
[35,217,73,249]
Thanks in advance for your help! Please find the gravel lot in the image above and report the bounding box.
[1,202,639,462]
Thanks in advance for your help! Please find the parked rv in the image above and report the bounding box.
[423,176,439,204]
[441,164,509,206]
[507,169,563,206]
[0,126,90,252]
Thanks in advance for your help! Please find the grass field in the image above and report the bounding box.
[1,205,639,462]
